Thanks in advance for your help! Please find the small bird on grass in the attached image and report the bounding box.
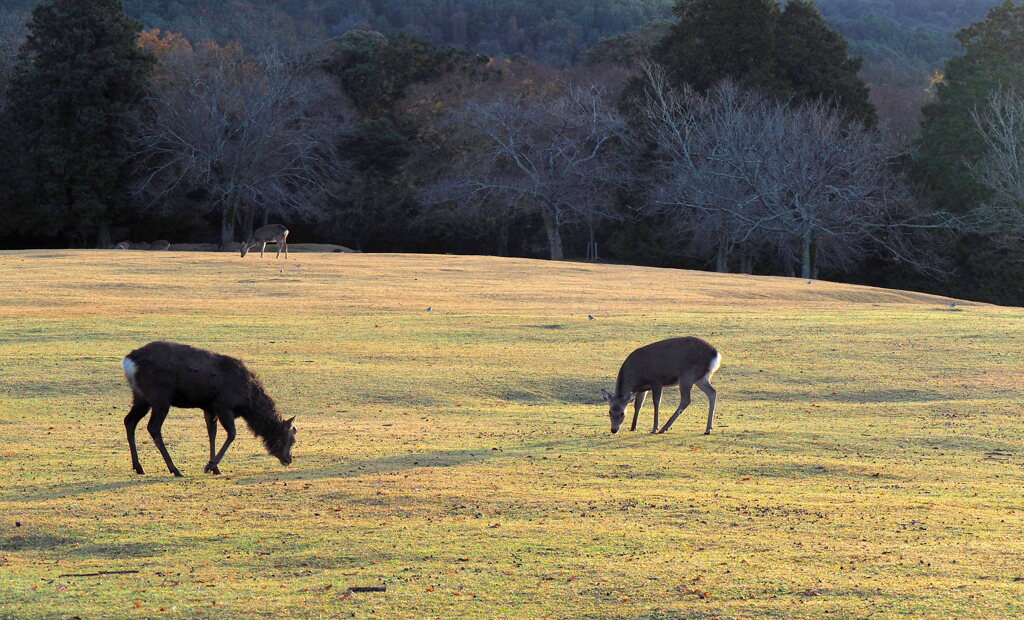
[426,307,432,312]
[588,315,595,320]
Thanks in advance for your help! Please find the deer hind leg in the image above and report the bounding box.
[203,410,220,474]
[146,402,182,477]
[696,376,717,435]
[650,386,663,434]
[658,384,692,434]
[124,396,151,475]
[630,391,647,431]
[260,241,267,258]
[207,410,237,472]
[283,237,288,258]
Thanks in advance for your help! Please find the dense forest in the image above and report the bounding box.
[1,0,1023,306]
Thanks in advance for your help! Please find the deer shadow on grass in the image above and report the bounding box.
[0,477,165,503]
[734,388,953,404]
[234,436,617,485]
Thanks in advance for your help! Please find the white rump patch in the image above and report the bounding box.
[704,351,722,381]
[122,357,139,392]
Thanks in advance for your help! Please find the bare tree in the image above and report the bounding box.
[132,35,351,247]
[426,82,626,260]
[969,87,1024,241]
[0,9,28,116]
[634,68,772,272]
[636,64,953,278]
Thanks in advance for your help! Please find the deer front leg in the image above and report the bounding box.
[207,411,237,472]
[650,386,663,434]
[147,403,182,477]
[203,410,221,474]
[630,391,647,431]
[697,377,717,435]
[124,397,151,475]
[260,241,267,257]
[658,384,692,434]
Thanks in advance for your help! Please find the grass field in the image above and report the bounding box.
[1,250,1022,619]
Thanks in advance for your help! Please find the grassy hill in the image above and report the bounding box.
[1,251,1022,617]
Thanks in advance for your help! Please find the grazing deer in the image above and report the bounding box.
[601,337,721,435]
[114,241,130,250]
[150,240,170,251]
[241,224,289,258]
[121,341,296,476]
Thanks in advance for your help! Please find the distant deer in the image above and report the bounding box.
[121,341,296,476]
[241,224,289,258]
[601,337,721,435]
[150,240,170,251]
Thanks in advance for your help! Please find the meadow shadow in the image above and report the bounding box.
[234,436,615,485]
[1,477,166,502]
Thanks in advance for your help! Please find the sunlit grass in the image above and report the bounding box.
[1,250,1022,618]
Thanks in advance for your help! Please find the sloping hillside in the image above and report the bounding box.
[1,251,1021,618]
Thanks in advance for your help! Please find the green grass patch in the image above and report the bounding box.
[0,250,1022,618]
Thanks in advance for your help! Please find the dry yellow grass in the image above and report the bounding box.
[0,250,1022,618]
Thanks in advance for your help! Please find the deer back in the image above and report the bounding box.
[616,337,719,395]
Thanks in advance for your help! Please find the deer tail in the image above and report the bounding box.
[705,351,721,381]
[122,356,140,393]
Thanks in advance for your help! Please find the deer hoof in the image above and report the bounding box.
[204,464,220,475]
[133,467,146,475]
[171,469,184,477]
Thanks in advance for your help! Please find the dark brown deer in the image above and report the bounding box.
[241,224,289,258]
[601,337,721,435]
[121,341,296,476]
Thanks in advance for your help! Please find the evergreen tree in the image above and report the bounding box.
[776,0,876,125]
[651,0,874,123]
[3,0,153,247]
[914,0,1024,214]
[653,0,781,95]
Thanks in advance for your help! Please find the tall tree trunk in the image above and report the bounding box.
[96,221,111,249]
[810,239,820,280]
[242,203,256,243]
[542,211,564,260]
[740,250,753,274]
[715,231,729,272]
[801,230,813,279]
[220,203,237,250]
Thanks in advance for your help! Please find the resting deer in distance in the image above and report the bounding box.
[241,224,289,258]
[121,341,296,476]
[601,337,720,435]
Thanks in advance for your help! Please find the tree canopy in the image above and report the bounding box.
[651,0,876,124]
[2,0,153,246]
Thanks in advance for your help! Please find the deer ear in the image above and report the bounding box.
[285,416,296,426]
[624,392,636,404]
[601,389,612,403]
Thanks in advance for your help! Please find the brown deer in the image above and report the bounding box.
[601,337,721,435]
[150,240,171,251]
[121,341,296,476]
[241,224,289,258]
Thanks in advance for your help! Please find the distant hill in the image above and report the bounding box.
[5,1,1002,70]
[2,0,1006,131]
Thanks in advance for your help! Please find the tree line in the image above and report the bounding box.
[1,0,1023,305]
